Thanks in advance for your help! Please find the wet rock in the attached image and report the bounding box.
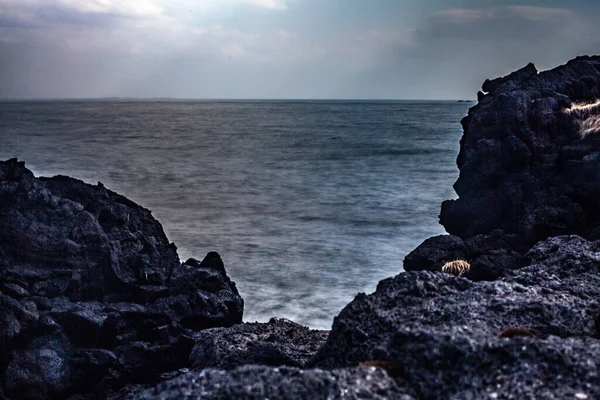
[313,235,600,399]
[190,318,329,370]
[131,365,413,400]
[440,56,600,244]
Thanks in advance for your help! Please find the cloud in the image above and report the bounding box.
[245,0,287,10]
[419,6,579,41]
[0,0,289,30]
[350,5,598,99]
[0,2,598,99]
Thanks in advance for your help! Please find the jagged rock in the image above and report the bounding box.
[440,56,600,244]
[312,236,600,399]
[482,62,538,94]
[131,365,414,400]
[0,160,243,398]
[0,158,179,302]
[165,255,243,330]
[189,318,329,370]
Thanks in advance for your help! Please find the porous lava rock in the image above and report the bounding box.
[190,318,329,370]
[0,159,243,399]
[131,365,414,400]
[440,56,600,244]
[312,235,600,399]
[404,230,529,280]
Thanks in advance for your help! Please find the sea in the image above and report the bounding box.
[0,100,471,329]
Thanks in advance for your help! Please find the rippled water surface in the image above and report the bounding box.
[0,100,470,329]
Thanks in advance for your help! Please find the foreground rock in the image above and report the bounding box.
[440,56,600,245]
[312,235,600,399]
[0,159,243,399]
[190,318,329,370]
[132,365,414,400]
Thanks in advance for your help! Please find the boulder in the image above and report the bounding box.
[189,318,329,370]
[0,160,244,398]
[440,56,600,244]
[404,231,529,280]
[165,255,243,330]
[131,365,414,400]
[0,158,179,302]
[312,236,600,399]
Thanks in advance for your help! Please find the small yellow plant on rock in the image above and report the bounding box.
[565,99,600,138]
[441,260,471,277]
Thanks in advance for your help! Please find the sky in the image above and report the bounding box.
[0,0,599,99]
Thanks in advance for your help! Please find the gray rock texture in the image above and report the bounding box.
[0,159,243,398]
[132,365,414,400]
[190,318,329,370]
[403,230,529,281]
[440,56,600,244]
[312,235,600,399]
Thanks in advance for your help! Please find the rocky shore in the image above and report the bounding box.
[2,56,600,399]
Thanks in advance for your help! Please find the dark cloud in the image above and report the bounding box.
[418,7,578,41]
[0,2,598,99]
[348,6,599,99]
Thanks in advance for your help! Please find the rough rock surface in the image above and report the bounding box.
[0,159,243,399]
[440,56,600,244]
[132,365,414,400]
[190,318,329,370]
[404,230,529,280]
[312,235,600,399]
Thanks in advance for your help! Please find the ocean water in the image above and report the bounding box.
[0,100,470,329]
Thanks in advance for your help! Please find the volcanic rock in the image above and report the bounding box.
[0,159,243,398]
[190,318,329,370]
[131,365,414,400]
[440,56,600,245]
[404,230,529,280]
[312,235,600,399]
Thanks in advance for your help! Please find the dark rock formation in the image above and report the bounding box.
[0,159,243,399]
[440,56,600,245]
[404,230,529,280]
[131,365,414,400]
[312,235,600,399]
[190,318,329,370]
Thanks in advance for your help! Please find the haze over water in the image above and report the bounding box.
[0,100,469,329]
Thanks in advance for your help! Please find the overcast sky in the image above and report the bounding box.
[0,0,599,99]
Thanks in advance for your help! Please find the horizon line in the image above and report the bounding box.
[0,97,475,102]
